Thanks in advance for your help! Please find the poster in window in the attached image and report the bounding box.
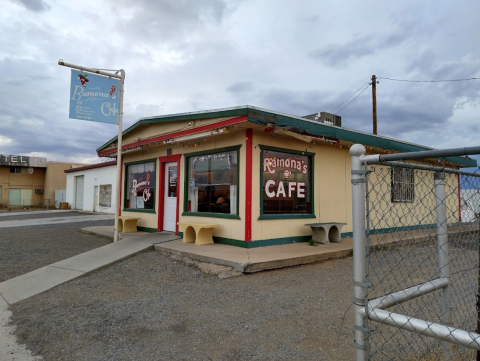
[136,197,145,209]
[99,184,112,207]
[129,169,155,209]
[168,166,177,197]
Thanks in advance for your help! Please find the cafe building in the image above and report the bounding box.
[96,106,476,247]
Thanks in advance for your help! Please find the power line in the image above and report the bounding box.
[330,82,370,113]
[335,83,371,114]
[377,76,480,83]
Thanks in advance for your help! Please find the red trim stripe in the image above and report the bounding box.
[457,173,462,222]
[245,129,253,241]
[98,115,248,157]
[119,155,123,217]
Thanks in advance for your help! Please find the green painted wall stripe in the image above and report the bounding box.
[181,212,241,220]
[340,222,464,238]
[215,236,311,248]
[181,222,465,248]
[177,233,311,248]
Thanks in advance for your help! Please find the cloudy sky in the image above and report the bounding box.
[1,0,479,164]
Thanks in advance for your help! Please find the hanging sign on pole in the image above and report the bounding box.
[69,69,120,124]
[60,60,124,242]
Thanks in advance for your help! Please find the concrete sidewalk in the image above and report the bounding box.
[154,225,476,273]
[0,230,179,305]
[156,238,355,273]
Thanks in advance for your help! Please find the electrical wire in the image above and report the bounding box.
[377,76,480,83]
[330,82,370,113]
[335,83,371,114]
[326,75,478,117]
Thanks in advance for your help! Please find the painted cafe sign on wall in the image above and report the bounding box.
[263,154,308,199]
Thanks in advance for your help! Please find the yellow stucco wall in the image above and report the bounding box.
[120,116,238,148]
[366,165,460,230]
[176,131,246,240]
[120,148,164,230]
[116,123,462,244]
[120,130,246,237]
[120,125,355,241]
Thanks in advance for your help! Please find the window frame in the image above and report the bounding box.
[182,145,241,219]
[391,167,415,203]
[259,145,316,220]
[10,167,27,174]
[123,158,157,213]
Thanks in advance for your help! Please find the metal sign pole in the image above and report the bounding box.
[113,70,125,242]
[58,60,124,242]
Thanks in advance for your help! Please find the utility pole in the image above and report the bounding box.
[372,74,377,135]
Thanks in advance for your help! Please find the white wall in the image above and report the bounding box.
[461,189,480,222]
[66,165,116,213]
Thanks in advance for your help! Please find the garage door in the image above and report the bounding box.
[75,176,85,210]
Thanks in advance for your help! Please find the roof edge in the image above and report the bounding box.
[64,160,117,173]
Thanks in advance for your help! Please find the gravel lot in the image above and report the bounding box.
[9,247,355,360]
[0,211,113,282]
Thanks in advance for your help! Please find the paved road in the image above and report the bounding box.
[0,210,113,228]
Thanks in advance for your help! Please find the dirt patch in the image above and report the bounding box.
[169,254,243,279]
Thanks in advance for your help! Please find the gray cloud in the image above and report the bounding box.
[309,26,414,68]
[108,0,229,45]
[226,81,255,94]
[1,0,479,164]
[8,0,51,12]
[309,35,377,67]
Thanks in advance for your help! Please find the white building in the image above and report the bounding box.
[65,161,117,213]
[461,189,480,223]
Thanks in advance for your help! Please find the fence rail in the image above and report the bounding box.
[351,144,480,360]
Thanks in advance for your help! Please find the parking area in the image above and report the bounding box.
[3,213,355,361]
[0,210,114,282]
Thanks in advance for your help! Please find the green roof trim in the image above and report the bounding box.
[245,107,476,167]
[96,105,477,167]
[96,106,249,152]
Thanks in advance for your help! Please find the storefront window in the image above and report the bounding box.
[185,148,239,216]
[125,160,155,210]
[261,147,313,217]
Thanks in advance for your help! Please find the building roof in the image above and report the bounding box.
[96,105,477,167]
[64,161,117,173]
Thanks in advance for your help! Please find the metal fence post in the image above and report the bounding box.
[435,171,453,359]
[351,144,369,361]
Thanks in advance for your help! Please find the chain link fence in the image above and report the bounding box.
[351,144,480,361]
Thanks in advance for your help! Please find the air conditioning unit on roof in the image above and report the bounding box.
[302,112,342,127]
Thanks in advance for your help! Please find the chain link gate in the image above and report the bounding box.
[351,144,480,361]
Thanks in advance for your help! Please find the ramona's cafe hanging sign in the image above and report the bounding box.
[263,153,308,199]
